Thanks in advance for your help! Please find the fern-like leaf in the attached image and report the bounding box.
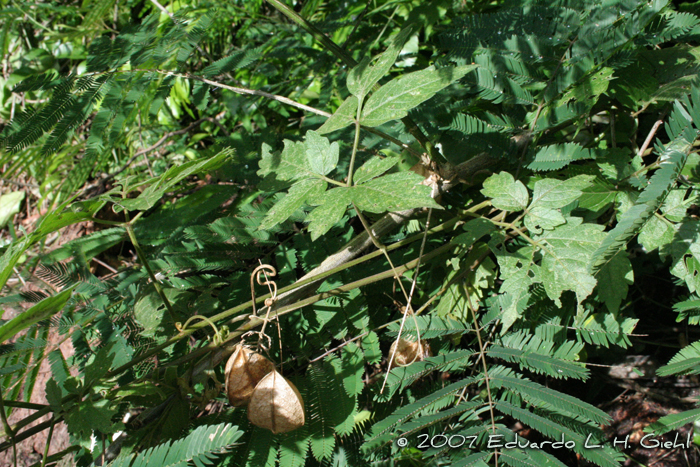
[495,401,621,467]
[489,332,589,380]
[108,422,242,467]
[657,340,700,376]
[527,143,598,172]
[488,366,609,425]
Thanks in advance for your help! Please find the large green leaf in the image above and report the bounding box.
[305,130,339,176]
[537,219,606,307]
[317,95,358,135]
[360,65,476,127]
[353,156,398,185]
[258,140,312,181]
[347,27,413,100]
[306,187,350,240]
[527,175,593,210]
[259,179,327,230]
[595,250,634,313]
[523,175,593,233]
[481,172,528,212]
[351,172,440,213]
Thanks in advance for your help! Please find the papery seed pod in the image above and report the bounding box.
[247,370,305,434]
[388,338,432,368]
[224,345,274,407]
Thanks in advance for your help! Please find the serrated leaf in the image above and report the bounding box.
[317,95,358,135]
[436,277,466,319]
[306,188,350,240]
[498,270,532,332]
[524,207,566,234]
[661,188,692,222]
[595,251,634,313]
[84,342,117,386]
[305,130,339,176]
[347,27,413,100]
[352,172,440,213]
[528,175,594,211]
[258,140,313,181]
[134,291,167,338]
[259,179,327,231]
[481,172,528,212]
[559,67,614,106]
[340,342,365,397]
[65,398,121,439]
[361,331,382,364]
[353,156,398,185]
[360,65,476,127]
[537,220,606,307]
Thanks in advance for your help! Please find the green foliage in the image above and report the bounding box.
[4,1,700,466]
[109,423,243,467]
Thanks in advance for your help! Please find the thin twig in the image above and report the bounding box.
[465,291,498,467]
[637,119,663,159]
[125,222,177,324]
[0,387,18,467]
[381,209,432,393]
[0,178,38,188]
[106,113,225,181]
[39,420,54,467]
[148,0,172,18]
[91,257,117,274]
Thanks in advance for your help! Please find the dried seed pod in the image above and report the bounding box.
[224,345,274,407]
[388,338,432,368]
[247,370,305,434]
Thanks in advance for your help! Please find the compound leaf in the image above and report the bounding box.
[360,65,476,127]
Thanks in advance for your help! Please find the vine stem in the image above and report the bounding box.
[39,420,54,467]
[0,385,17,467]
[109,200,495,382]
[347,97,364,187]
[381,208,432,393]
[465,291,498,467]
[125,222,177,324]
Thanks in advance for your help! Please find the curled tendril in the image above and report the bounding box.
[250,264,277,316]
[248,264,279,353]
[175,315,224,346]
[241,329,272,352]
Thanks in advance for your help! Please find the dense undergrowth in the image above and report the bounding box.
[2,0,700,466]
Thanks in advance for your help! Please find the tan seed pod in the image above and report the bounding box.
[247,370,305,434]
[224,345,274,407]
[389,338,432,368]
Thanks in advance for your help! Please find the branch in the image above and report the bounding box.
[191,152,498,374]
[264,0,445,162]
[105,112,226,181]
